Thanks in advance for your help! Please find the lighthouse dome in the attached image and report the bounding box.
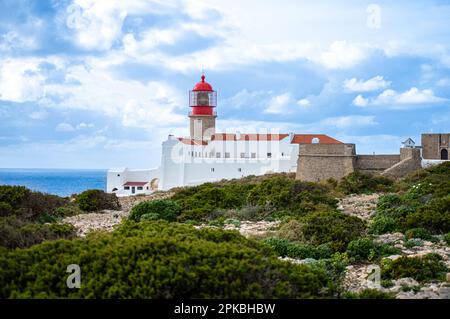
[193,74,213,91]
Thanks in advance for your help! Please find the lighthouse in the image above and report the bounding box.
[189,74,217,140]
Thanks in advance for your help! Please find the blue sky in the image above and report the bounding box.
[0,0,449,169]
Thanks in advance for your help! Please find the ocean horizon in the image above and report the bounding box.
[0,168,107,197]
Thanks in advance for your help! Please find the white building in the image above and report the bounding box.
[107,74,343,196]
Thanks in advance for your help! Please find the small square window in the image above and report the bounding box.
[267,152,272,158]
[240,152,246,158]
[216,152,221,158]
[124,186,130,190]
[225,152,230,158]
[117,174,120,177]
[238,168,242,172]
[211,168,215,172]
[251,153,256,158]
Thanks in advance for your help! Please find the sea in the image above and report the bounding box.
[0,168,107,197]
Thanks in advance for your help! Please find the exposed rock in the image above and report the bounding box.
[196,220,280,238]
[337,193,381,220]
[63,192,174,236]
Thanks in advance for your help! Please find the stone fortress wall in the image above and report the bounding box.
[296,143,422,182]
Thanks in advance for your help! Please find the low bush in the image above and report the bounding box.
[368,216,398,235]
[444,232,450,245]
[264,237,333,260]
[400,196,450,234]
[337,172,394,195]
[0,221,332,298]
[346,238,400,262]
[298,211,366,252]
[129,200,181,222]
[404,228,432,241]
[277,219,305,242]
[0,216,76,249]
[381,253,448,282]
[75,189,121,212]
[343,289,395,299]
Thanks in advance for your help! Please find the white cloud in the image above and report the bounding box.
[44,64,185,129]
[353,94,369,107]
[319,41,366,69]
[354,87,447,108]
[344,76,391,92]
[29,110,49,120]
[297,98,310,107]
[0,59,46,103]
[56,122,75,132]
[76,122,95,129]
[318,115,378,129]
[264,93,292,114]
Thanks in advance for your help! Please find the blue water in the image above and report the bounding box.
[0,169,107,197]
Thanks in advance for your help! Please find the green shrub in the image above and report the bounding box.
[404,239,423,248]
[444,232,450,245]
[277,219,305,242]
[129,200,181,222]
[75,189,121,212]
[346,238,401,262]
[0,216,76,249]
[404,228,432,241]
[369,216,398,235]
[298,211,366,252]
[263,237,333,260]
[0,221,332,298]
[401,196,450,234]
[343,289,395,299]
[337,172,393,195]
[381,253,448,282]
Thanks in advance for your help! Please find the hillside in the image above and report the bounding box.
[1,163,449,299]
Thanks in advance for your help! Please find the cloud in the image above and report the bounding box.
[264,93,292,114]
[56,123,75,132]
[29,110,49,120]
[318,115,378,129]
[354,87,447,108]
[44,64,185,129]
[319,41,366,69]
[0,59,46,103]
[297,98,310,107]
[344,76,391,92]
[75,122,95,129]
[353,94,369,107]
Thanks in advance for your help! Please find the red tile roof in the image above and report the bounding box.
[123,182,148,186]
[290,134,342,144]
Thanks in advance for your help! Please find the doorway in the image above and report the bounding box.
[441,149,448,160]
[131,186,136,194]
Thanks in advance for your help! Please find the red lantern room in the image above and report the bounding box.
[189,74,217,116]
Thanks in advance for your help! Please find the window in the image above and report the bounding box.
[281,152,284,156]
[124,186,130,190]
[137,186,143,190]
[117,174,120,177]
[251,153,256,158]
[216,152,221,158]
[225,152,230,158]
[267,152,272,158]
[240,152,246,158]
[146,187,149,190]
[312,137,320,144]
[195,151,197,157]
[211,168,215,172]
[238,168,242,172]
[209,152,215,157]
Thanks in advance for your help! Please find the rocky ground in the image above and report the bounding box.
[337,193,380,220]
[62,192,173,236]
[338,194,450,299]
[195,220,280,239]
[63,191,450,299]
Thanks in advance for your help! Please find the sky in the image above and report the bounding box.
[0,0,449,169]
